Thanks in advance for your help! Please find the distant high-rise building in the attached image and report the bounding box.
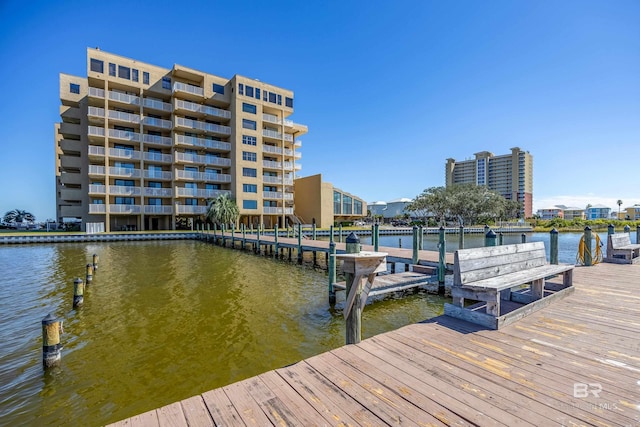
[445,147,533,218]
[55,48,307,231]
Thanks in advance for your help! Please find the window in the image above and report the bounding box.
[147,181,161,188]
[334,191,342,215]
[143,72,149,85]
[92,199,104,204]
[242,167,257,177]
[246,85,254,97]
[277,94,282,105]
[115,179,135,187]
[263,90,268,101]
[243,184,257,193]
[118,65,130,80]
[354,200,363,215]
[132,69,139,82]
[90,58,104,73]
[243,200,257,209]
[269,92,276,103]
[255,88,260,100]
[212,83,225,94]
[242,103,256,114]
[114,162,134,169]
[185,198,198,206]
[162,77,171,89]
[147,198,162,206]
[343,195,353,214]
[285,97,293,108]
[242,135,256,146]
[115,197,134,205]
[109,63,116,76]
[242,119,256,130]
[205,183,220,190]
[69,83,80,94]
[242,151,257,162]
[239,83,244,95]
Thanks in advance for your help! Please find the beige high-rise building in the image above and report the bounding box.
[445,147,533,218]
[56,48,307,231]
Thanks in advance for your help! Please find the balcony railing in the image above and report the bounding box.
[262,176,293,185]
[174,134,231,151]
[88,146,105,156]
[109,91,140,105]
[143,97,172,112]
[262,145,299,157]
[263,191,294,200]
[262,160,281,169]
[88,126,105,137]
[173,82,204,96]
[142,134,172,147]
[109,110,140,124]
[144,205,173,214]
[88,165,106,175]
[143,152,172,163]
[262,129,294,142]
[203,172,231,183]
[109,167,141,178]
[262,113,294,127]
[89,204,106,214]
[109,185,142,196]
[89,184,106,194]
[143,116,172,129]
[109,128,140,142]
[88,87,105,98]
[175,117,231,135]
[175,170,232,183]
[175,100,231,119]
[144,187,173,197]
[144,170,172,180]
[263,207,294,215]
[175,205,207,215]
[109,204,142,214]
[176,188,231,198]
[88,106,105,118]
[175,152,231,167]
[109,147,141,160]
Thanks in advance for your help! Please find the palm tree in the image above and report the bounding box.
[3,209,35,224]
[617,199,623,219]
[206,194,239,227]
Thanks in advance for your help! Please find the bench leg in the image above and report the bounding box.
[531,278,544,300]
[563,269,573,287]
[500,289,512,301]
[486,293,500,316]
[453,296,464,307]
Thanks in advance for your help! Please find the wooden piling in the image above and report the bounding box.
[338,223,343,243]
[85,263,93,284]
[328,242,336,305]
[92,254,99,271]
[312,223,316,240]
[241,224,246,249]
[42,313,62,369]
[256,226,261,255]
[624,225,631,233]
[521,233,527,243]
[411,226,419,265]
[398,238,402,248]
[637,225,640,245]
[498,232,504,246]
[221,224,226,247]
[374,223,379,252]
[458,225,464,249]
[297,223,302,264]
[438,226,446,291]
[550,228,559,264]
[344,233,361,344]
[274,225,279,258]
[329,225,334,245]
[485,229,497,246]
[608,224,615,235]
[73,278,84,308]
[583,226,593,266]
[419,226,424,250]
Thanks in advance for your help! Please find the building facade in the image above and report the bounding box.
[293,174,366,228]
[586,204,611,220]
[536,207,563,220]
[562,207,585,220]
[56,48,307,231]
[445,147,533,218]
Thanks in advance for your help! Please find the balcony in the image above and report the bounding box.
[142,134,172,147]
[262,175,293,185]
[173,82,204,97]
[89,184,106,195]
[88,165,106,176]
[88,87,105,98]
[109,185,142,196]
[108,110,140,125]
[142,97,172,112]
[175,205,207,215]
[88,145,106,159]
[262,145,300,158]
[89,204,106,214]
[143,116,172,129]
[176,188,231,199]
[59,122,81,138]
[110,204,142,214]
[174,134,231,151]
[174,100,231,119]
[88,106,105,119]
[263,191,294,200]
[109,128,141,142]
[262,129,294,142]
[88,126,106,141]
[109,167,141,178]
[143,152,172,163]
[108,91,140,106]
[144,187,173,197]
[263,207,294,215]
[144,170,172,180]
[175,152,231,167]
[263,160,281,169]
[175,170,231,183]
[203,172,231,183]
[109,147,141,160]
[144,205,173,215]
[174,117,231,135]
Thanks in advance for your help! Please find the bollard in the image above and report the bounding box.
[438,226,446,291]
[339,223,343,243]
[459,225,464,249]
[374,223,379,252]
[312,223,316,240]
[73,278,84,308]
[328,242,337,305]
[485,229,497,247]
[329,225,334,245]
[412,226,419,265]
[42,313,62,369]
[624,225,631,233]
[608,224,615,235]
[92,254,99,271]
[550,228,559,264]
[583,226,593,266]
[521,233,527,243]
[297,223,302,264]
[85,263,93,284]
[498,232,504,246]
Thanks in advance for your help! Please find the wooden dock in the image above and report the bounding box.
[109,262,640,426]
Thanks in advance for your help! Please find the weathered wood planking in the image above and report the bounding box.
[109,262,640,427]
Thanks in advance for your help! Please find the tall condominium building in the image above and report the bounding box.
[56,48,307,231]
[445,147,533,218]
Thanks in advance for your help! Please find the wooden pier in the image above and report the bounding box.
[109,262,639,426]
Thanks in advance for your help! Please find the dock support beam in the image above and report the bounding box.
[339,224,343,243]
[297,223,303,264]
[412,226,419,266]
[459,225,464,249]
[374,223,379,252]
[550,228,559,264]
[583,226,593,266]
[438,226,446,292]
[328,242,336,305]
[312,223,316,240]
[344,233,361,345]
[274,225,279,258]
[241,224,246,249]
[256,226,261,255]
[419,226,424,250]
[329,225,334,245]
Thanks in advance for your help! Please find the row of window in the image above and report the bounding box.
[238,83,294,108]
[333,191,364,215]
[242,151,256,162]
[91,58,151,85]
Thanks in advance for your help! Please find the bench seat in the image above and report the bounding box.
[456,263,573,292]
[604,233,640,264]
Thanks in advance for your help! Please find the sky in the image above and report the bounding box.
[0,0,638,222]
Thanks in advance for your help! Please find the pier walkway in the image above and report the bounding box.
[110,262,639,426]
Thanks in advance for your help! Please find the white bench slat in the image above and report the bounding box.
[455,264,574,292]
[455,248,547,273]
[455,241,545,261]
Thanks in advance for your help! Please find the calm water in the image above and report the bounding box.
[0,240,446,426]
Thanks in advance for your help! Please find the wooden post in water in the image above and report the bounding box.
[241,224,246,249]
[92,254,99,271]
[550,228,559,265]
[231,224,235,248]
[312,223,316,240]
[637,225,640,245]
[85,263,93,284]
[213,223,217,242]
[256,225,261,255]
[42,313,62,369]
[412,226,419,266]
[338,224,343,243]
[207,223,210,241]
[521,233,527,243]
[485,229,497,246]
[344,233,360,344]
[624,225,631,233]
[438,226,446,291]
[371,224,375,247]
[374,223,379,252]
[459,225,464,249]
[221,224,226,247]
[274,225,279,257]
[398,238,402,248]
[73,278,84,308]
[419,226,424,250]
[328,242,337,304]
[297,223,303,264]
[329,225,334,244]
[583,226,593,266]
[608,224,615,235]
[498,232,504,246]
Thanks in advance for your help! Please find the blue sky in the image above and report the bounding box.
[1,0,638,221]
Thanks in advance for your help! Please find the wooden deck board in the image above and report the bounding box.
[111,262,640,427]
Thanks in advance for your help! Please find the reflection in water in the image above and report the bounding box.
[0,241,446,426]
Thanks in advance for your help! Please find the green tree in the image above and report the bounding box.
[405,186,449,225]
[3,209,35,224]
[206,194,239,227]
[617,199,623,218]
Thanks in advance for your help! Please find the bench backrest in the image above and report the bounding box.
[609,233,631,249]
[454,241,547,286]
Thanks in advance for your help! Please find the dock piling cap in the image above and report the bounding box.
[486,229,497,238]
[346,232,360,243]
[42,313,58,325]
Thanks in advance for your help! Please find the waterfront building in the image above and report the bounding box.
[586,204,611,220]
[537,207,563,220]
[562,207,585,220]
[293,174,366,228]
[365,198,416,222]
[445,147,533,218]
[55,48,307,231]
[368,201,388,218]
[622,204,640,220]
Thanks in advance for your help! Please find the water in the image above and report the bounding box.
[0,240,446,426]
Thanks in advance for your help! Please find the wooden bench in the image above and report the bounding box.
[604,233,640,264]
[444,242,574,329]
